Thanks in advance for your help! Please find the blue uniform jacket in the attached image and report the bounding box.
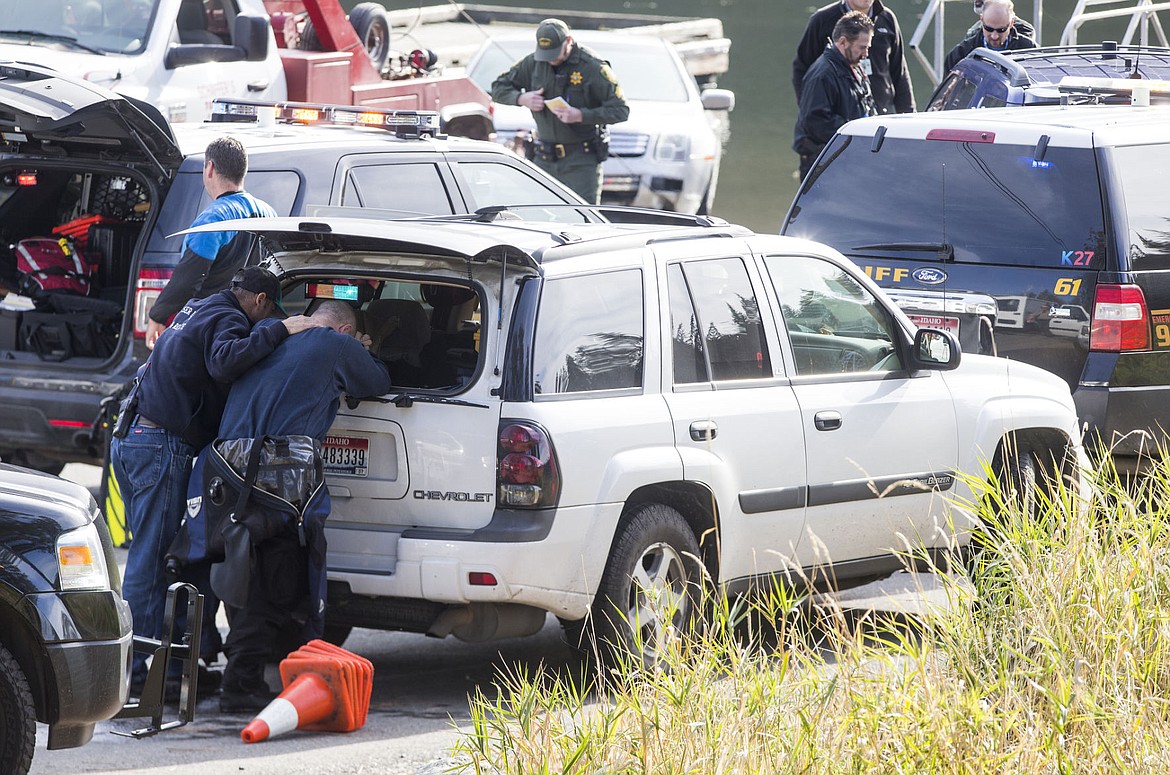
[136,289,289,448]
[218,324,392,441]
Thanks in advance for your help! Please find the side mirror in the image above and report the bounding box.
[910,328,961,371]
[235,13,270,63]
[701,88,735,111]
[165,44,246,69]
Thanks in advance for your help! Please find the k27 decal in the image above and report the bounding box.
[1061,250,1094,266]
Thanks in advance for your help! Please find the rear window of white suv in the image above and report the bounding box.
[790,136,1107,269]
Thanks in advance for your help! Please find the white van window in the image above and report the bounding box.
[533,270,643,394]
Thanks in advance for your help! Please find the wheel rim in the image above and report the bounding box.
[365,25,387,62]
[625,541,690,661]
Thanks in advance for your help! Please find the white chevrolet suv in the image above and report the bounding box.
[192,214,1087,665]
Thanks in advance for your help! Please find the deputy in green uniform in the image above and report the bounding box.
[491,18,630,204]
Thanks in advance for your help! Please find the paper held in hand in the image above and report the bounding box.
[544,96,570,111]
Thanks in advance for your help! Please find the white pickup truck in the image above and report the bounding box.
[3,0,285,124]
[0,0,494,136]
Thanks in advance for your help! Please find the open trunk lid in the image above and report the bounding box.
[0,61,181,179]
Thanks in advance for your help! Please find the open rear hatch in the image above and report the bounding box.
[0,61,182,179]
[180,216,544,575]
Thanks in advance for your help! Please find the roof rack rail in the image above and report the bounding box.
[461,203,731,228]
[209,98,444,140]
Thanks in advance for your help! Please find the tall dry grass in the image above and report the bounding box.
[454,460,1170,774]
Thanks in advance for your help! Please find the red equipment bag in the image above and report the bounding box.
[16,237,92,297]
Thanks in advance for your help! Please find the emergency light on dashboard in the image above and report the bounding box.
[210,98,443,140]
[307,282,361,301]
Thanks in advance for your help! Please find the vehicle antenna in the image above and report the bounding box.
[1129,48,1143,78]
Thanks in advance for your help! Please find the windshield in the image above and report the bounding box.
[469,38,690,103]
[785,135,1107,269]
[1,0,159,54]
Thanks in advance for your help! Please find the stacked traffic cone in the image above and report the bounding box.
[240,640,374,743]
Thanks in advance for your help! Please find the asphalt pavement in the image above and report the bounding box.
[28,465,966,774]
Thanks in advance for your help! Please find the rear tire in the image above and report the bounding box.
[567,503,702,671]
[0,643,35,775]
[349,3,392,73]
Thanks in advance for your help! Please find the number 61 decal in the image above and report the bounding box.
[1054,277,1082,296]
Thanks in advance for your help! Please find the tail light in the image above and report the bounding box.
[133,267,172,338]
[497,421,560,508]
[1090,284,1150,352]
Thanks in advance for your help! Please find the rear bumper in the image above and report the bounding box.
[327,501,624,621]
[0,372,134,463]
[1074,382,1170,459]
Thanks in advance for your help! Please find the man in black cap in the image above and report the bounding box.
[491,18,629,204]
[112,266,321,700]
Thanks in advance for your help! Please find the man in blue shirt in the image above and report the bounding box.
[146,136,277,348]
[213,300,391,713]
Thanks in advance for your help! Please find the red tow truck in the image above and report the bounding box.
[263,0,494,139]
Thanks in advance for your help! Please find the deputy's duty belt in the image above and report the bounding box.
[535,139,593,159]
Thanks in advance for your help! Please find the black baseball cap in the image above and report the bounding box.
[231,266,287,318]
[534,18,569,62]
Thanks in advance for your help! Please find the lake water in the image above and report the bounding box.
[344,0,1131,232]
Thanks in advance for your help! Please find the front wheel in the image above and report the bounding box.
[567,503,703,671]
[0,643,35,775]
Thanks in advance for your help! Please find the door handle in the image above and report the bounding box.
[814,411,842,431]
[689,420,718,442]
[247,80,270,92]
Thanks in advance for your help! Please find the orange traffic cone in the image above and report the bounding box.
[240,673,334,743]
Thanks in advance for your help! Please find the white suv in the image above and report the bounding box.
[196,214,1087,664]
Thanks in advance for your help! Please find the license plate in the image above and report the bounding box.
[322,435,369,477]
[908,314,961,335]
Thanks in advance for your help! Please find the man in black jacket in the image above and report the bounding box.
[113,267,319,697]
[945,0,1037,71]
[793,0,914,116]
[794,12,877,181]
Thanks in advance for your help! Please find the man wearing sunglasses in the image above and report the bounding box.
[945,0,1037,72]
